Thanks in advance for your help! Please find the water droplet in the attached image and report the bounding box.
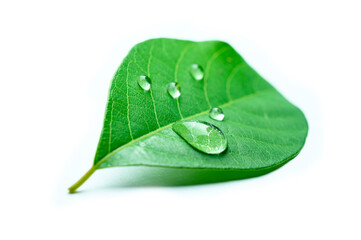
[138,75,151,91]
[189,64,204,81]
[172,120,228,154]
[167,82,181,98]
[209,107,225,121]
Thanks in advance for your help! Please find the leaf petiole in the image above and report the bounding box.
[68,166,96,193]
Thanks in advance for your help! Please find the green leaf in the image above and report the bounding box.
[69,38,308,193]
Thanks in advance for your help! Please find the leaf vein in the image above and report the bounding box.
[174,43,193,119]
[148,42,161,128]
[126,61,134,140]
[97,89,274,168]
[204,46,229,107]
[226,63,243,101]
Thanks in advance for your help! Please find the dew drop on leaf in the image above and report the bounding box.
[167,82,181,98]
[209,107,225,121]
[138,75,151,91]
[189,64,204,81]
[172,120,228,154]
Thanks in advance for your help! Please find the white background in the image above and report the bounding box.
[1,0,360,239]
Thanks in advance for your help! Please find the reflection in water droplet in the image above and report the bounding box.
[138,75,151,91]
[167,82,181,98]
[209,108,225,121]
[189,64,204,81]
[172,120,228,154]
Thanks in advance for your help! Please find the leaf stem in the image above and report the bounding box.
[68,166,96,193]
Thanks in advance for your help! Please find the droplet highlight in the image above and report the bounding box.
[209,107,225,121]
[138,75,151,91]
[189,64,204,81]
[172,120,228,154]
[167,82,181,98]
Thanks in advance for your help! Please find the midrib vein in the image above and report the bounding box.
[95,89,274,168]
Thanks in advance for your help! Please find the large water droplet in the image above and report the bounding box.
[138,75,151,91]
[209,107,225,121]
[172,120,228,154]
[189,64,204,81]
[167,82,181,98]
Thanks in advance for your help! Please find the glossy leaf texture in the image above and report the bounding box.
[69,38,308,192]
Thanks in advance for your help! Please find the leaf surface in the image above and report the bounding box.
[69,38,308,192]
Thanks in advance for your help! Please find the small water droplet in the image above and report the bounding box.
[189,64,204,81]
[167,82,181,98]
[172,120,228,154]
[138,75,151,91]
[209,107,225,121]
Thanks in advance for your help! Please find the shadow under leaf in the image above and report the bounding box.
[100,164,284,189]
